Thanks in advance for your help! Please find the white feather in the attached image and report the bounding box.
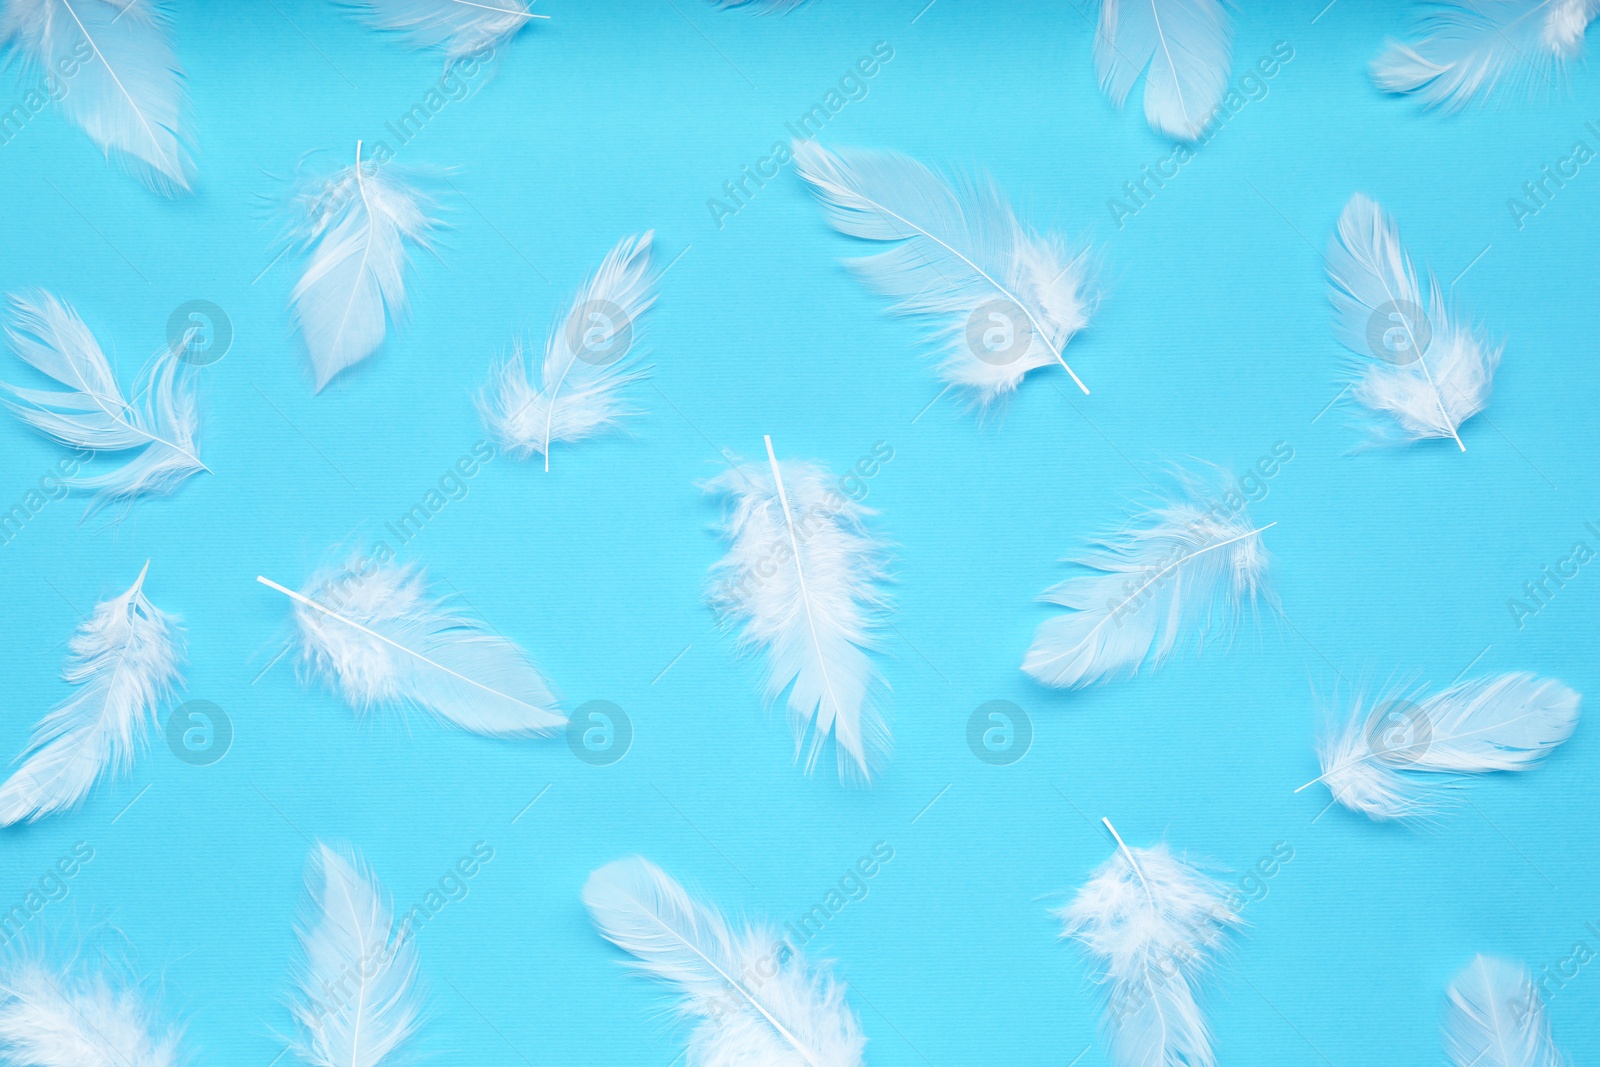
[289,143,439,392]
[479,232,656,471]
[291,843,423,1067]
[713,0,810,12]
[706,437,890,783]
[1304,673,1580,821]
[338,0,539,62]
[1326,193,1499,451]
[583,856,866,1067]
[1022,466,1273,689]
[0,0,194,195]
[1095,0,1233,141]
[3,290,207,513]
[0,954,182,1067]
[1444,956,1567,1067]
[793,140,1096,401]
[1372,0,1598,112]
[257,556,563,737]
[1055,820,1240,1067]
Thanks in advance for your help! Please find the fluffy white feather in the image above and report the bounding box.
[1303,673,1580,821]
[1327,193,1499,450]
[479,232,656,471]
[1444,956,1566,1067]
[1055,820,1240,1067]
[1095,0,1233,141]
[793,140,1095,401]
[289,142,439,391]
[0,562,181,826]
[1022,466,1273,689]
[338,0,541,62]
[0,0,194,195]
[0,953,182,1067]
[1373,0,1597,112]
[706,437,890,782]
[291,843,423,1067]
[3,290,207,513]
[583,856,866,1067]
[257,557,564,737]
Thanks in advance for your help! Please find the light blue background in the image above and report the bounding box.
[0,1,1596,1064]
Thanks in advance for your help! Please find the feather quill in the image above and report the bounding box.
[289,142,439,391]
[1443,956,1566,1067]
[706,437,889,782]
[3,290,207,513]
[1301,673,1579,821]
[0,952,182,1067]
[793,140,1095,401]
[291,843,423,1067]
[256,555,564,737]
[479,231,657,471]
[0,562,181,826]
[1055,819,1240,1067]
[1095,0,1233,141]
[0,0,194,195]
[1373,0,1597,112]
[583,856,866,1067]
[1326,194,1499,450]
[338,0,543,63]
[1022,466,1273,689]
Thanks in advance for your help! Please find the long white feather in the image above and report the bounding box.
[256,556,564,737]
[1055,820,1240,1067]
[1326,193,1499,451]
[289,142,439,392]
[1444,956,1567,1067]
[0,953,182,1067]
[713,0,810,12]
[1373,0,1597,112]
[3,290,207,513]
[1095,0,1233,141]
[1302,673,1580,821]
[479,232,656,471]
[291,843,423,1067]
[0,0,194,195]
[583,856,866,1067]
[338,0,541,63]
[793,140,1096,401]
[0,562,181,826]
[1022,466,1273,689]
[706,437,889,782]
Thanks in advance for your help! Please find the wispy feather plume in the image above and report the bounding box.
[706,437,890,783]
[584,856,866,1067]
[713,0,811,11]
[1095,0,1233,141]
[338,0,543,63]
[479,232,656,471]
[0,951,182,1067]
[1301,673,1579,821]
[793,140,1095,401]
[1444,956,1567,1067]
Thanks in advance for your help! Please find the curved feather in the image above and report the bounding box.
[0,563,181,826]
[0,0,194,195]
[479,232,656,471]
[793,140,1095,401]
[291,844,423,1067]
[1444,956,1566,1067]
[1095,0,1233,141]
[583,856,866,1067]
[338,0,539,62]
[257,557,564,737]
[1022,467,1272,689]
[713,0,811,11]
[1307,673,1580,821]
[0,954,182,1067]
[706,438,890,782]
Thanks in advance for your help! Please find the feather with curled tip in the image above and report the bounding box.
[706,437,889,783]
[479,232,656,471]
[338,0,542,63]
[1373,0,1597,112]
[1444,956,1567,1067]
[3,290,207,513]
[0,953,182,1067]
[291,844,423,1067]
[584,856,866,1067]
[0,563,180,825]
[256,556,564,737]
[793,140,1095,401]
[289,142,439,391]
[1300,673,1579,821]
[1327,194,1500,451]
[1022,466,1273,690]
[1055,819,1240,1067]
[0,0,194,195]
[1095,0,1233,141]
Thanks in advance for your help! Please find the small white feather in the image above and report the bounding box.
[1443,956,1567,1067]
[1095,0,1233,141]
[713,0,811,11]
[338,0,540,62]
[0,953,182,1067]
